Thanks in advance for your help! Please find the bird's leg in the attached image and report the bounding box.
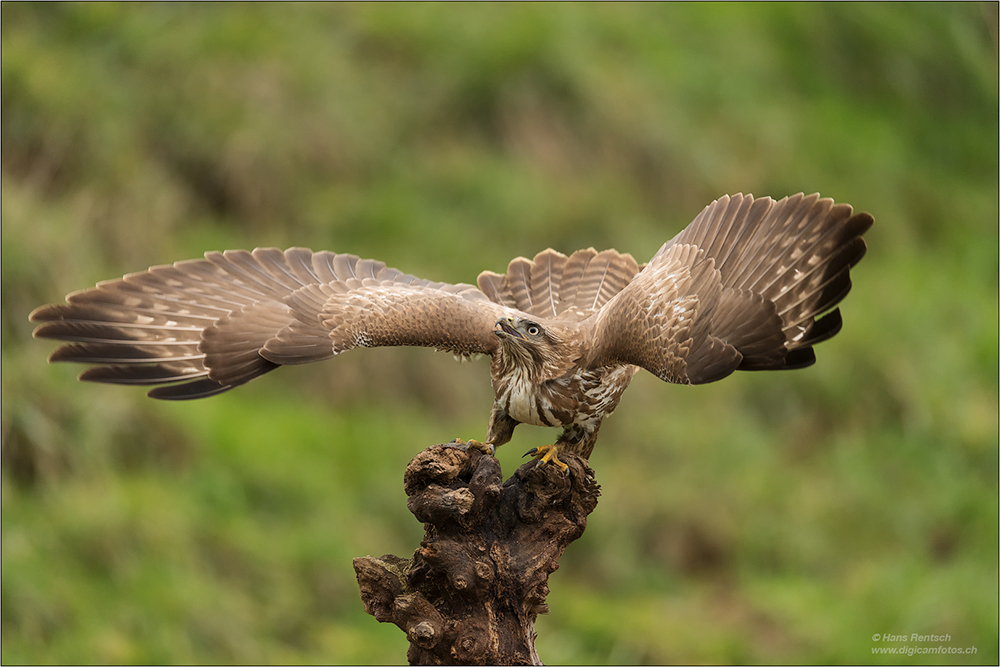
[524,444,569,475]
[473,402,516,457]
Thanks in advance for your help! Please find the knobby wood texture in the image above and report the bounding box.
[353,442,601,665]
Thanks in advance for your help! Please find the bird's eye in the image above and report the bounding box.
[527,325,540,336]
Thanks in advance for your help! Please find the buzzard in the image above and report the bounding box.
[30,193,872,470]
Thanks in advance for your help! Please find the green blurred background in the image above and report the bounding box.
[2,3,997,664]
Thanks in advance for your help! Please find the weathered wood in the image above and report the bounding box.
[354,442,600,665]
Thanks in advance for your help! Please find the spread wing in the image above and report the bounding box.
[590,193,873,385]
[30,248,507,399]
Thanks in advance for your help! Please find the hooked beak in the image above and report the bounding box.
[494,317,525,340]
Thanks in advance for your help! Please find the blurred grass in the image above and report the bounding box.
[2,3,997,664]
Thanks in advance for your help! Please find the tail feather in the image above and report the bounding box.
[529,250,569,319]
[555,248,600,310]
[477,248,642,321]
[573,249,639,315]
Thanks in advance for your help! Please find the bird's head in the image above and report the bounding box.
[493,316,580,381]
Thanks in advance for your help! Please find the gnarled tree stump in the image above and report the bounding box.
[353,442,600,665]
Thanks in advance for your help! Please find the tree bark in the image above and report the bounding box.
[353,442,600,665]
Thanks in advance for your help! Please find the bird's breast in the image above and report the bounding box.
[495,365,636,430]
[501,374,557,427]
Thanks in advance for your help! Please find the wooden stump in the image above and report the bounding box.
[353,442,600,665]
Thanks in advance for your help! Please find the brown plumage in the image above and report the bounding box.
[30,193,873,467]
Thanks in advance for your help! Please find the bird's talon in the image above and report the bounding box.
[463,439,495,456]
[523,443,569,474]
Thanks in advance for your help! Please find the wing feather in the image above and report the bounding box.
[80,362,209,385]
[31,248,505,399]
[592,193,872,384]
[32,195,871,401]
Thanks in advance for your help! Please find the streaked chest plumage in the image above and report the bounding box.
[494,364,637,428]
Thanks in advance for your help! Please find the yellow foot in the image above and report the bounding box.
[450,438,495,455]
[523,444,569,475]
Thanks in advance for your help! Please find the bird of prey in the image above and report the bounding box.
[30,193,872,471]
